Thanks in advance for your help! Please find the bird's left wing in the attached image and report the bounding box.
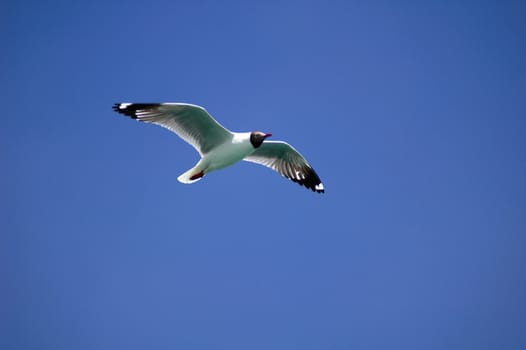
[113,103,233,155]
[244,141,324,193]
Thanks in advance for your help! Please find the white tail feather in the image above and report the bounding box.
[177,166,205,184]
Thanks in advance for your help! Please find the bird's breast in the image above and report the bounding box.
[204,136,254,171]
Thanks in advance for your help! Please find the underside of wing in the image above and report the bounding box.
[113,103,232,155]
[244,141,324,193]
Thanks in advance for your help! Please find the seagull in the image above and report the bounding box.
[112,103,324,193]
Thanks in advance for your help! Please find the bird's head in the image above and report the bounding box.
[250,131,272,148]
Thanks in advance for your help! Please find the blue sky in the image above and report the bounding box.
[2,0,525,349]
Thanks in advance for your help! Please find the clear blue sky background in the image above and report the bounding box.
[2,1,525,349]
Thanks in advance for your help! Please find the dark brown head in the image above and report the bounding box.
[250,131,272,148]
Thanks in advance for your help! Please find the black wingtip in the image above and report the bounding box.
[112,103,127,115]
[112,103,137,119]
[112,103,161,119]
[294,180,325,193]
[289,166,325,193]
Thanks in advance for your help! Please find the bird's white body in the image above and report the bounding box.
[178,132,254,183]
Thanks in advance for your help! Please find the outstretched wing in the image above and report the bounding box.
[244,141,324,193]
[113,103,233,155]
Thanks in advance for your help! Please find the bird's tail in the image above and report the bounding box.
[177,164,206,184]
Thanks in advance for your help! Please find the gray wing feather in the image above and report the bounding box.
[244,141,324,193]
[113,103,232,155]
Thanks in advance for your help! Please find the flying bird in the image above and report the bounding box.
[113,103,324,193]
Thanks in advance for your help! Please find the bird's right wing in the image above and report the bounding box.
[244,141,324,193]
[113,103,233,155]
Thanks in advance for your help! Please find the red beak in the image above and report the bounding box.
[264,133,272,138]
